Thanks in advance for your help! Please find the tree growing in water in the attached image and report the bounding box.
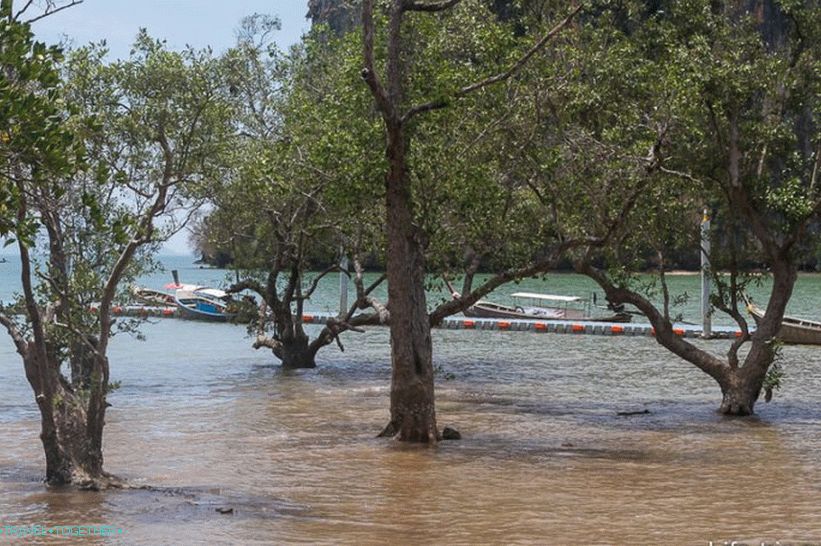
[195,15,391,369]
[0,24,231,487]
[360,0,581,441]
[202,12,583,373]
[506,0,820,415]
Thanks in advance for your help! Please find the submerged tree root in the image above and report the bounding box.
[377,420,398,439]
[378,420,455,442]
[48,471,125,492]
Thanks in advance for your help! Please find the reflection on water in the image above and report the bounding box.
[1,258,821,543]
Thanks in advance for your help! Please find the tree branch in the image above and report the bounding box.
[14,179,48,367]
[98,129,173,356]
[12,0,35,21]
[307,259,389,356]
[252,335,284,357]
[429,242,569,325]
[658,250,670,322]
[23,0,83,24]
[52,320,103,360]
[402,3,582,122]
[361,0,395,120]
[0,312,27,357]
[578,261,728,384]
[227,279,267,299]
[300,265,341,300]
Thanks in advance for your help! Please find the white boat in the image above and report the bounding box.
[464,292,632,323]
[747,302,821,345]
[130,286,176,307]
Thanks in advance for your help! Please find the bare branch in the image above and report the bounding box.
[52,320,103,360]
[0,312,28,357]
[300,265,341,300]
[306,258,389,356]
[253,335,283,355]
[227,279,266,299]
[658,166,703,185]
[13,0,35,21]
[14,178,49,366]
[713,295,750,369]
[24,0,83,24]
[429,252,557,325]
[658,250,670,322]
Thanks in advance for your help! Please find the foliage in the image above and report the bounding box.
[0,16,234,483]
[501,0,820,306]
[0,4,82,240]
[195,17,384,273]
[511,0,820,413]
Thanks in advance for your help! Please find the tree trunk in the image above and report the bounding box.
[379,122,439,443]
[69,335,98,390]
[719,373,762,416]
[280,335,318,369]
[717,355,771,416]
[716,262,793,416]
[24,352,112,489]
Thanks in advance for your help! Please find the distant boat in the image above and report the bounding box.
[465,292,632,323]
[747,302,821,345]
[174,287,236,322]
[130,286,176,307]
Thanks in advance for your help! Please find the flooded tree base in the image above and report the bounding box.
[280,352,317,370]
[718,396,756,416]
[718,384,761,416]
[255,337,318,369]
[378,419,440,443]
[72,472,125,492]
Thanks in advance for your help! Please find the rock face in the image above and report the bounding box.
[306,0,522,34]
[305,0,793,40]
[307,0,360,35]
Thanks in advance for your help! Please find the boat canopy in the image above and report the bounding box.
[511,292,582,302]
[165,282,202,291]
[196,287,229,299]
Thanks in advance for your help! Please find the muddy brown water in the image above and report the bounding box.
[2,260,821,544]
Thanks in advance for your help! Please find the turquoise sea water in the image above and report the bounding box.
[1,253,819,322]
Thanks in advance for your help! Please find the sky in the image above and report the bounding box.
[31,0,311,60]
[1,1,312,256]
